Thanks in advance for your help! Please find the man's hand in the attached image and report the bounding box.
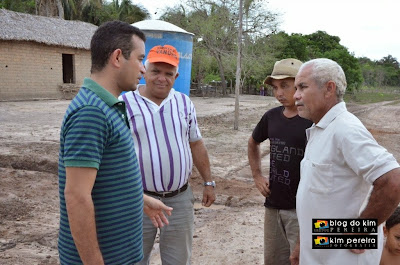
[248,136,270,197]
[143,195,173,228]
[254,175,271,197]
[289,239,300,265]
[202,186,216,207]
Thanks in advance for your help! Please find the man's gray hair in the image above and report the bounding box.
[144,60,179,73]
[300,58,347,101]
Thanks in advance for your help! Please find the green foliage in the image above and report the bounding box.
[358,55,400,88]
[62,0,102,21]
[203,73,221,84]
[240,36,276,87]
[359,57,376,86]
[306,30,342,57]
[280,33,308,61]
[75,0,150,25]
[81,2,103,25]
[162,2,375,95]
[0,0,35,13]
[162,0,279,94]
[191,46,218,82]
[4,0,399,95]
[263,30,364,92]
[323,49,363,92]
[2,0,149,24]
[377,55,400,86]
[1,0,147,25]
[344,86,400,104]
[104,0,149,24]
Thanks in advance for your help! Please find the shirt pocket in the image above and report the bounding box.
[308,162,334,194]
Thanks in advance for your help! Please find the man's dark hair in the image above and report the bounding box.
[90,20,146,73]
[386,207,400,230]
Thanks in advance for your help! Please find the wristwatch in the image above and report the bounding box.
[203,181,216,188]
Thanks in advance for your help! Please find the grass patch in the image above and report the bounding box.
[385,99,400,106]
[344,86,400,104]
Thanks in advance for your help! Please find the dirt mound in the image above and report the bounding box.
[0,142,58,174]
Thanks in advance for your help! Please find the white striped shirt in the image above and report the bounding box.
[120,87,202,192]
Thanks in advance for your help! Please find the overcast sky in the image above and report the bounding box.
[135,0,400,61]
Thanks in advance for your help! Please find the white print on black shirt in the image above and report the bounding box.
[270,161,290,185]
[270,139,305,186]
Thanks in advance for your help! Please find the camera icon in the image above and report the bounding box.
[314,236,329,245]
[314,220,329,229]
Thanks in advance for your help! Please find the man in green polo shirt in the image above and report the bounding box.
[58,21,173,265]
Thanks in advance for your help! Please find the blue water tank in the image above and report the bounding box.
[132,20,194,96]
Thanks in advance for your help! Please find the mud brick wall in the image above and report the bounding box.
[0,40,91,101]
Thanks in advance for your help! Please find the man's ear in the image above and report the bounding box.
[325,80,336,98]
[109,49,123,68]
[383,225,388,237]
[175,72,180,80]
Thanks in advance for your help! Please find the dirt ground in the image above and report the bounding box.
[0,95,399,265]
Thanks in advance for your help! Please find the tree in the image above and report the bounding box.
[306,30,342,57]
[0,0,36,14]
[293,30,364,91]
[358,55,400,87]
[162,0,279,95]
[101,0,149,24]
[323,49,363,92]
[162,3,235,94]
[161,4,375,95]
[358,57,377,86]
[62,0,103,22]
[234,34,277,94]
[377,55,400,86]
[279,33,308,61]
[62,0,149,25]
[378,55,400,69]
[35,0,64,18]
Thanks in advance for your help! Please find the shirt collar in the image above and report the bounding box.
[83,78,121,107]
[315,101,347,129]
[135,85,176,106]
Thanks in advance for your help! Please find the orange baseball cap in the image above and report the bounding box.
[147,45,180,67]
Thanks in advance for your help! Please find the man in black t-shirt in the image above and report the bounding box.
[248,58,312,265]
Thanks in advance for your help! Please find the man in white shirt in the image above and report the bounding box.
[120,44,216,265]
[290,58,400,265]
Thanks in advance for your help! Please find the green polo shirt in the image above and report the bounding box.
[58,78,143,264]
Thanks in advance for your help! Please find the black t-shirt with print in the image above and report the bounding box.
[252,106,313,209]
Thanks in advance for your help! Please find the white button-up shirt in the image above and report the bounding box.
[297,102,399,264]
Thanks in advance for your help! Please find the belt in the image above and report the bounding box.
[144,183,188,198]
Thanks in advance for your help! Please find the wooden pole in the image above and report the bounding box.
[234,0,243,130]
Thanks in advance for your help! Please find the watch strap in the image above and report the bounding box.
[204,181,216,187]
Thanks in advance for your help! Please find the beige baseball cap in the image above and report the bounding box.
[264,58,303,85]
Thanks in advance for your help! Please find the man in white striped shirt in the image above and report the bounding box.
[120,44,216,265]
